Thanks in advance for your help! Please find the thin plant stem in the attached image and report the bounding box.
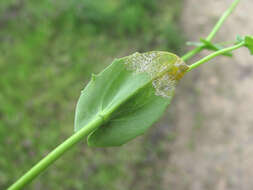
[181,0,240,61]
[206,0,240,41]
[7,116,104,190]
[181,46,204,61]
[187,41,245,72]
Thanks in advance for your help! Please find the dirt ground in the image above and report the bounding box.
[162,0,253,189]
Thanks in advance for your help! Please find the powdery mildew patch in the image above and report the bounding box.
[125,51,188,98]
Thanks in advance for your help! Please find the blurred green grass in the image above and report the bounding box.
[0,0,184,189]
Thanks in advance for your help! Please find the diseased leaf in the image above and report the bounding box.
[74,51,188,147]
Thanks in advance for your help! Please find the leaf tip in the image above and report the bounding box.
[245,35,253,55]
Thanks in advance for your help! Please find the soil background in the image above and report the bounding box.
[162,0,253,189]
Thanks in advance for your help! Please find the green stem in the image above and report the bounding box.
[181,0,240,61]
[187,41,245,72]
[8,116,104,190]
[181,46,204,62]
[206,0,240,41]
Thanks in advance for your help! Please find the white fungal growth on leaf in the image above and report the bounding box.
[125,51,188,98]
[152,73,176,97]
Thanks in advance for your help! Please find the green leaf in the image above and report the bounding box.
[199,38,233,57]
[186,41,203,47]
[236,35,244,44]
[186,39,232,57]
[245,36,253,55]
[74,51,188,147]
